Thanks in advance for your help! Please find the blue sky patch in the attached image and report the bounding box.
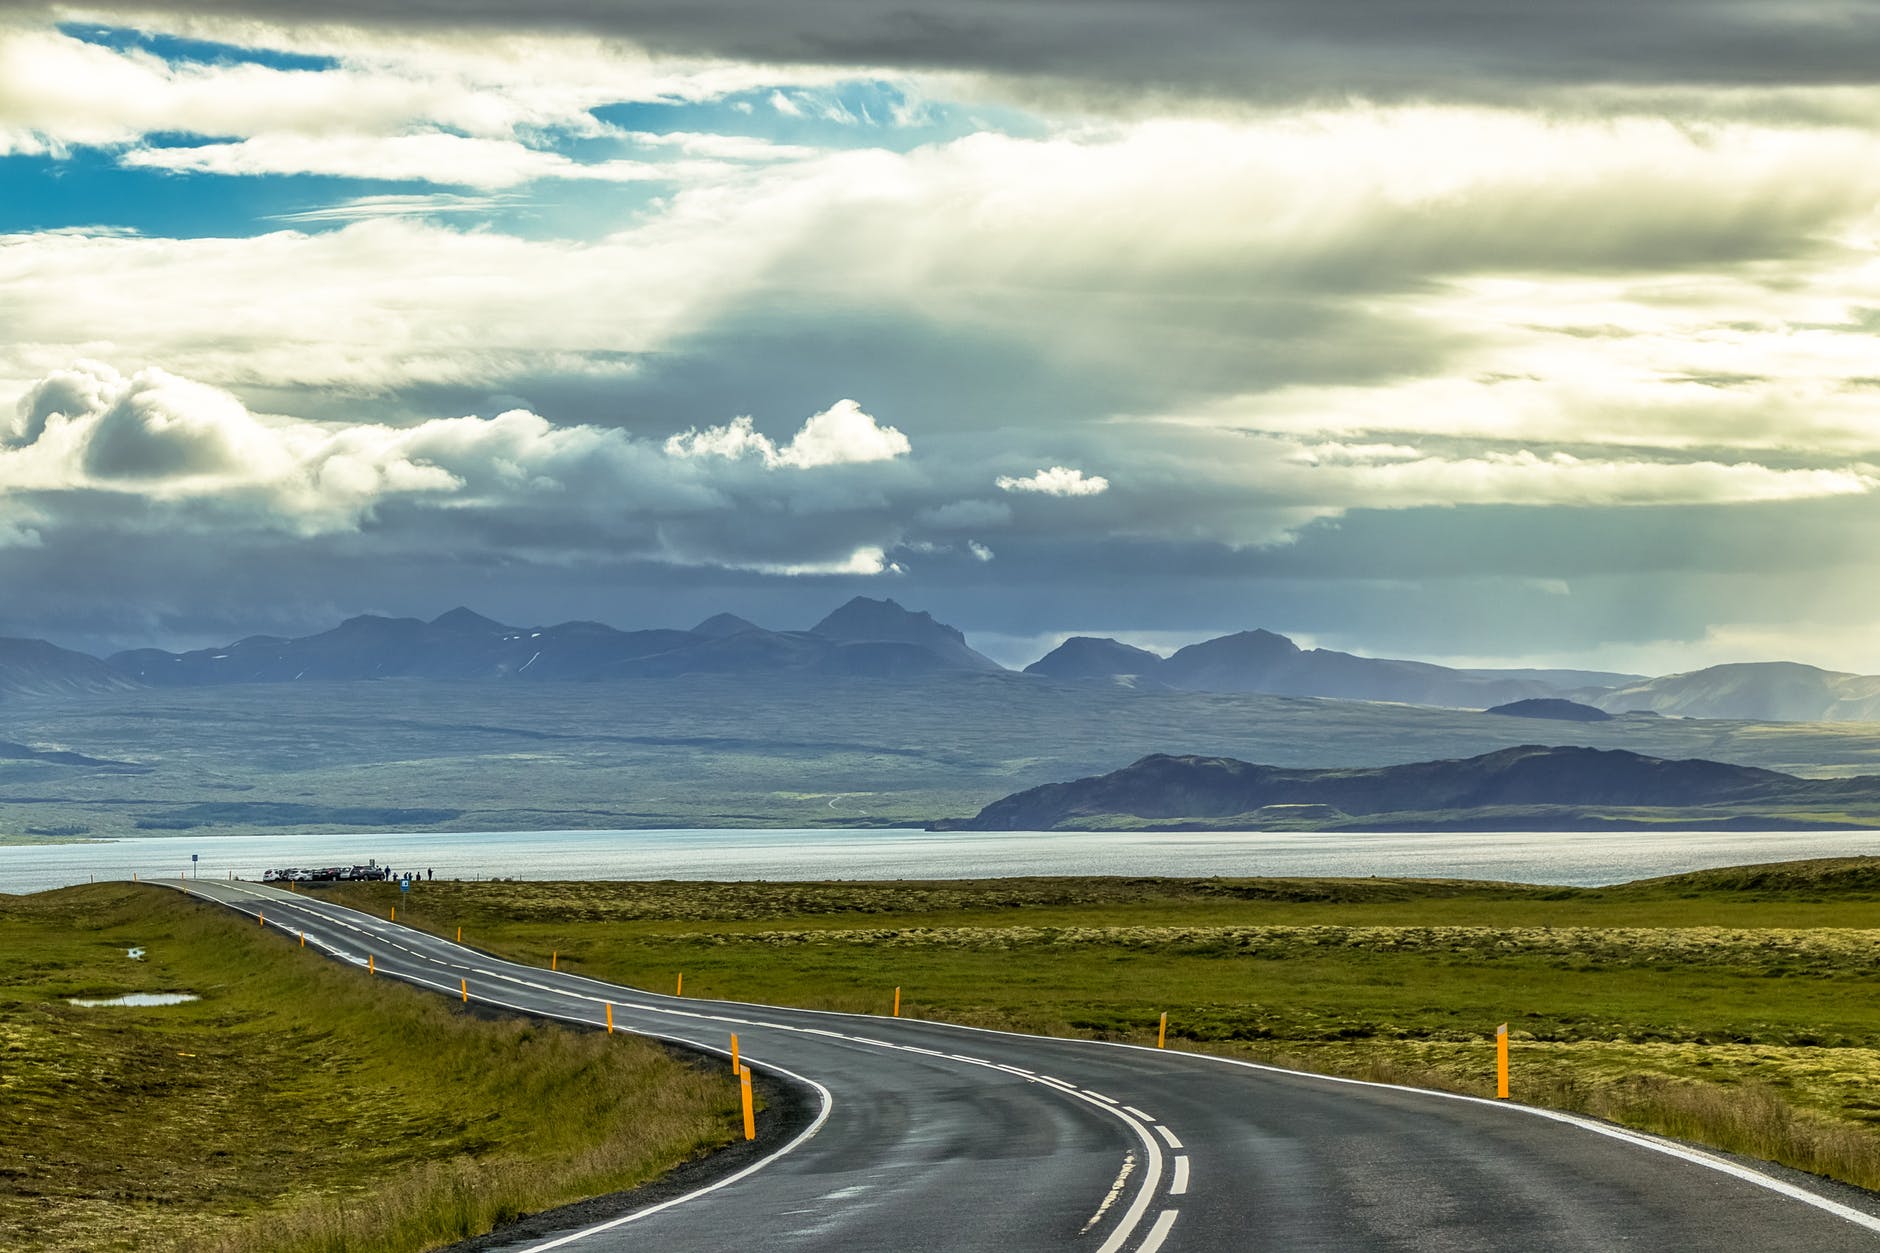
[594,81,1044,153]
[59,22,340,72]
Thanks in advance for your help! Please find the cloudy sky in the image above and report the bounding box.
[7,1,1880,671]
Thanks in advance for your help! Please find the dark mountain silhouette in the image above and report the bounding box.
[1026,636,1168,681]
[1591,662,1880,722]
[1485,698,1612,722]
[937,744,1880,831]
[692,613,764,638]
[810,597,1004,672]
[0,637,137,699]
[1024,627,1637,709]
[105,598,1008,685]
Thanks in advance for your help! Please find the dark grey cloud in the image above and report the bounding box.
[57,0,1880,101]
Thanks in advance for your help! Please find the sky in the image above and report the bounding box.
[7,2,1880,672]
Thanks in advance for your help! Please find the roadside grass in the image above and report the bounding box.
[0,883,740,1253]
[331,860,1880,1190]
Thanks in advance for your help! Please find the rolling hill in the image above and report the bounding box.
[1026,628,1640,708]
[1591,662,1880,722]
[0,638,138,701]
[935,744,1880,832]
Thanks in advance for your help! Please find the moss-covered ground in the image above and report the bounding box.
[0,883,741,1253]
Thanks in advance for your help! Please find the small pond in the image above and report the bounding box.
[68,992,199,1007]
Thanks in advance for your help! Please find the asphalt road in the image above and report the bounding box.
[171,879,1880,1252]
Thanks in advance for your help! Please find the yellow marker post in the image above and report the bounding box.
[258,911,264,927]
[1496,1023,1510,1099]
[893,986,901,1017]
[368,954,376,975]
[551,950,558,972]
[1158,1012,1168,1049]
[461,978,468,1003]
[739,1065,756,1141]
[299,931,305,948]
[606,1003,614,1033]
[730,1033,740,1074]
[456,925,462,943]
[676,972,684,997]
[390,905,395,922]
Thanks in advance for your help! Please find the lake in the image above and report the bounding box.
[4,826,1880,895]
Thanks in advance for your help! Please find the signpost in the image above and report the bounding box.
[191,853,198,879]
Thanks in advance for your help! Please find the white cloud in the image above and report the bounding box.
[664,399,911,468]
[753,546,901,576]
[0,363,925,574]
[120,134,721,189]
[0,21,848,185]
[968,540,994,561]
[997,466,1110,496]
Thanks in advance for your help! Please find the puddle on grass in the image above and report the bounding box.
[68,992,198,1007]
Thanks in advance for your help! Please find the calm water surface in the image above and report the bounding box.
[5,826,1880,895]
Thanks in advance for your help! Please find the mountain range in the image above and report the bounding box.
[1025,630,1638,708]
[936,744,1880,832]
[9,599,1880,724]
[106,598,1005,686]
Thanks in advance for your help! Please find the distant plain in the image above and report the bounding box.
[12,675,1880,838]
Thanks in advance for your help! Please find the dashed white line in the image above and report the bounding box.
[1138,1209,1179,1253]
[1170,1156,1190,1196]
[1124,1105,1155,1121]
[1085,1090,1120,1105]
[1154,1125,1183,1150]
[173,880,1180,1253]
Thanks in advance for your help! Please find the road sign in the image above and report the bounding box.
[400,877,411,893]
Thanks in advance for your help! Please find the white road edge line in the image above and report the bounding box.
[184,879,1880,1236]
[537,915,1880,1242]
[162,883,844,1251]
[170,882,1171,1251]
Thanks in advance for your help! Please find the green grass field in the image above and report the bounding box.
[0,884,742,1253]
[329,861,1880,1192]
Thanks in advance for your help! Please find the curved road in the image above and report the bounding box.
[170,879,1880,1251]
